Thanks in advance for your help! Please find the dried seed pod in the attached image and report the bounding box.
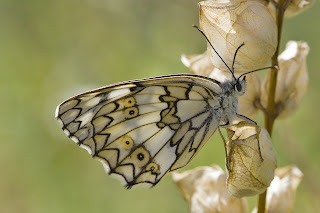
[181,52,214,77]
[172,165,248,213]
[268,0,313,18]
[266,166,303,212]
[261,41,309,119]
[199,0,277,73]
[226,121,277,197]
[252,166,303,212]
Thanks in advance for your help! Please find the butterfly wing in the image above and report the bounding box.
[55,74,223,188]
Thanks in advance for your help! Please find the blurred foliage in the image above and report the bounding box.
[0,0,319,212]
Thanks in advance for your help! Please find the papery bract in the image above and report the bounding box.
[181,52,214,77]
[266,166,303,212]
[268,0,313,18]
[261,41,309,119]
[172,165,248,213]
[199,0,277,73]
[226,122,277,197]
[252,166,303,213]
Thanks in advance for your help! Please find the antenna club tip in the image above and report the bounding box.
[239,42,245,47]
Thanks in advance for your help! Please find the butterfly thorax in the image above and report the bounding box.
[215,78,246,127]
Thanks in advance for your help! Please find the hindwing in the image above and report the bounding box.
[56,74,223,188]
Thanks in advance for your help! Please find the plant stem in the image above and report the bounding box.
[258,191,267,213]
[257,0,289,212]
[264,7,284,133]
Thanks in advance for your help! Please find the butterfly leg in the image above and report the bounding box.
[236,113,257,125]
[218,128,231,172]
[255,125,264,161]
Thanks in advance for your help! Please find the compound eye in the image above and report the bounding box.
[235,82,242,92]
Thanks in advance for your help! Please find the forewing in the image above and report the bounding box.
[55,75,222,188]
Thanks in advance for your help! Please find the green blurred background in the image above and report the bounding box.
[1,0,319,212]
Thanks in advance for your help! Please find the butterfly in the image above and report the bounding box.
[55,26,266,188]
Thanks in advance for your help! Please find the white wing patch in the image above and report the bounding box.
[56,75,223,188]
[108,88,131,99]
[143,126,175,156]
[176,100,208,122]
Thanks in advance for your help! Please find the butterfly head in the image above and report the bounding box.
[233,75,246,96]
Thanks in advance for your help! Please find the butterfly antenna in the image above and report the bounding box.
[231,43,245,74]
[238,66,278,80]
[192,25,234,77]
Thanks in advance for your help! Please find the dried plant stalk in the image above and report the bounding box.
[258,0,290,212]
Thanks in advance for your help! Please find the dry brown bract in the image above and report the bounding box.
[226,121,277,197]
[199,0,277,73]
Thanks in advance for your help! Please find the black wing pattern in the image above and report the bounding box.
[55,74,223,188]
